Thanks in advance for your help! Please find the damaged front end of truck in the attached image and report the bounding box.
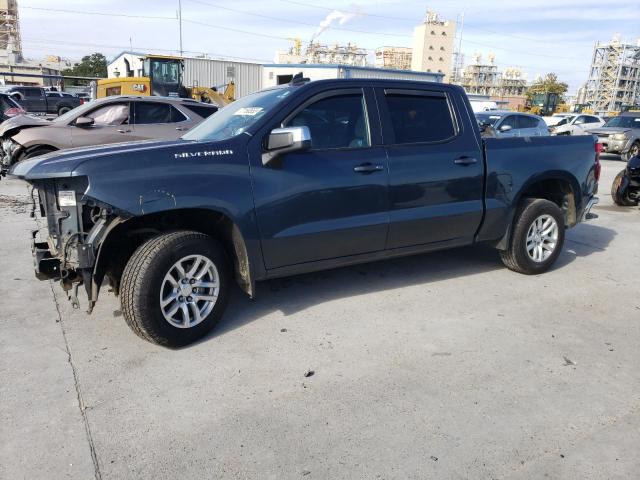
[30,175,129,312]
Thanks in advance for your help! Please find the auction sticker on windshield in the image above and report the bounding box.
[234,107,263,116]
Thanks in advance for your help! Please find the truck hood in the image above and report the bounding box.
[8,138,187,180]
[0,114,52,137]
[585,127,630,135]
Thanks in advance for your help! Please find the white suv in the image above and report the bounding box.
[551,114,605,136]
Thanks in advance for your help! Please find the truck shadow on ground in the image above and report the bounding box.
[205,222,616,343]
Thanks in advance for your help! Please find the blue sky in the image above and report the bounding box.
[18,0,640,93]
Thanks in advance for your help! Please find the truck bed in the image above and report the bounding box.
[478,135,598,243]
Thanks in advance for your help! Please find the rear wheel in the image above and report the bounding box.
[57,106,71,115]
[120,231,230,347]
[500,199,565,274]
[611,170,637,206]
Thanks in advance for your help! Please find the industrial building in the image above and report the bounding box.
[275,41,368,67]
[584,35,640,114]
[0,0,62,86]
[263,64,443,88]
[411,10,456,81]
[456,53,527,109]
[107,52,263,98]
[375,47,412,71]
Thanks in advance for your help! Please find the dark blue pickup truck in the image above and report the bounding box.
[10,78,600,347]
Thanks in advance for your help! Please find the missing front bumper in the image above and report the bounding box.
[32,235,61,280]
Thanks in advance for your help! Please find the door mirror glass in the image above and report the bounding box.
[75,116,95,128]
[262,126,311,165]
[499,124,512,132]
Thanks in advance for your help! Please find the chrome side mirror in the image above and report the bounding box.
[499,124,512,132]
[262,126,311,166]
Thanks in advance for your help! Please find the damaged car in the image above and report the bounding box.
[0,95,218,176]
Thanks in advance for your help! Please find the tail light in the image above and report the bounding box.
[79,98,85,105]
[4,107,25,117]
[594,141,602,181]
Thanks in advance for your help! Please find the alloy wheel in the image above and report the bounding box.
[159,254,220,328]
[525,214,559,263]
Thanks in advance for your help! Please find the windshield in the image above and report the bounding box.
[554,116,576,127]
[183,87,296,142]
[475,113,503,126]
[603,116,640,128]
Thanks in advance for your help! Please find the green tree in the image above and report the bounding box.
[62,53,108,81]
[526,73,569,103]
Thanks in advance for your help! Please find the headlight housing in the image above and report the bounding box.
[612,133,628,141]
[1,138,20,167]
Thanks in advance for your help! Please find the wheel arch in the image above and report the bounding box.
[17,144,59,161]
[494,173,579,250]
[92,208,255,303]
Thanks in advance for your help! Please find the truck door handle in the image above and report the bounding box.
[353,163,384,173]
[176,126,188,131]
[117,129,131,133]
[454,157,477,166]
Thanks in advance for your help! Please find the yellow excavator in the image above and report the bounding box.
[96,54,235,107]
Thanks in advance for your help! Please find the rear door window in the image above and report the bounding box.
[517,116,539,129]
[134,102,186,124]
[25,88,43,98]
[385,92,456,144]
[285,93,370,150]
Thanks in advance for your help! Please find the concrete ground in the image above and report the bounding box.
[1,160,638,479]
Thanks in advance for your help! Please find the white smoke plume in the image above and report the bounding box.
[310,9,358,43]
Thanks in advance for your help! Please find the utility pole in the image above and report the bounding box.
[178,0,183,56]
[455,12,465,83]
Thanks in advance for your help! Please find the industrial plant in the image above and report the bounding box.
[583,35,640,114]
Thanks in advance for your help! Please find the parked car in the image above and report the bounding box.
[0,93,26,122]
[542,113,574,127]
[1,86,81,115]
[586,112,640,161]
[10,78,600,347]
[46,91,87,109]
[476,111,549,137]
[0,95,218,174]
[550,114,605,136]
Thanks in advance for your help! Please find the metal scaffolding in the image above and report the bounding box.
[585,36,640,114]
[0,0,22,62]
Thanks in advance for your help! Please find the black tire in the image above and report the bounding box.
[57,106,72,115]
[21,146,57,160]
[120,231,230,347]
[623,141,640,162]
[611,170,637,206]
[500,198,565,275]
